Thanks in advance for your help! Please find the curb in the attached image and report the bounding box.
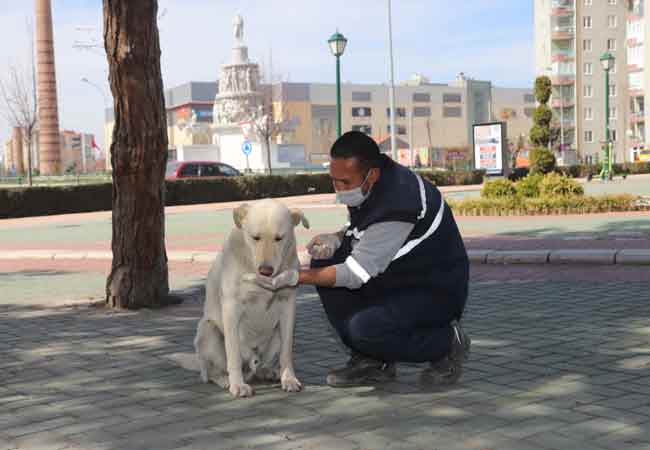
[1,249,650,266]
[468,249,650,266]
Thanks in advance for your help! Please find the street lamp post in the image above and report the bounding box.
[600,52,615,181]
[328,31,347,138]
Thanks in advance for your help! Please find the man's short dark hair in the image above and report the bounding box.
[330,131,382,170]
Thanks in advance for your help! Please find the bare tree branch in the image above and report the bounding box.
[251,80,294,174]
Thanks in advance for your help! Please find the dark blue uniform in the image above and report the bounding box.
[312,156,469,363]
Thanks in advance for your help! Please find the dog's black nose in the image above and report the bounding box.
[258,265,274,276]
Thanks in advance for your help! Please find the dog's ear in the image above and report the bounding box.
[233,204,250,229]
[290,209,310,229]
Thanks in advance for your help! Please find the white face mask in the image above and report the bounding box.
[335,171,372,207]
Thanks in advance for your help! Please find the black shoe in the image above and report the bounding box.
[421,320,471,386]
[326,353,396,387]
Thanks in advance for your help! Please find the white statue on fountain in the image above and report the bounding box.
[233,13,244,44]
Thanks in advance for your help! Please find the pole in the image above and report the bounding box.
[387,0,397,160]
[560,85,566,156]
[336,55,342,138]
[602,67,610,180]
[408,109,414,167]
[81,133,87,173]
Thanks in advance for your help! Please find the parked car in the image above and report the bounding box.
[165,161,242,180]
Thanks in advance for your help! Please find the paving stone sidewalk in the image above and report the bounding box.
[1,268,650,450]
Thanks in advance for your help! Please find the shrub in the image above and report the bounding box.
[418,169,485,186]
[529,147,556,174]
[481,178,517,199]
[447,194,644,216]
[534,76,552,104]
[508,167,530,182]
[538,172,584,197]
[516,174,544,198]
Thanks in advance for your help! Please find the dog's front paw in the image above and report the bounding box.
[241,273,257,283]
[229,382,254,398]
[281,371,303,393]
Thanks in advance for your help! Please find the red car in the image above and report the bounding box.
[165,161,242,180]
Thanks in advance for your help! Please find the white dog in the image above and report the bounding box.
[194,199,309,398]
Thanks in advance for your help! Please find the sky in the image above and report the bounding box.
[0,0,534,155]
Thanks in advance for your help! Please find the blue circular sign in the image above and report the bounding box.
[242,140,252,156]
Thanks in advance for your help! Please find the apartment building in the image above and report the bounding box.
[105,75,535,170]
[536,0,645,163]
[2,129,102,175]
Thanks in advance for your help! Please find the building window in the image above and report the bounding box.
[610,107,617,119]
[583,16,592,28]
[443,107,462,118]
[584,85,593,97]
[524,94,535,103]
[608,0,616,4]
[584,0,592,5]
[607,39,617,51]
[387,125,407,135]
[413,93,431,102]
[351,125,372,135]
[611,129,618,141]
[585,130,593,143]
[583,39,592,52]
[524,107,535,117]
[608,15,617,28]
[584,62,593,75]
[351,91,372,102]
[351,107,372,117]
[386,107,406,118]
[413,106,432,117]
[611,60,617,73]
[584,107,593,120]
[609,84,617,97]
[443,93,462,103]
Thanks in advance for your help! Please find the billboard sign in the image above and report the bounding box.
[473,122,507,175]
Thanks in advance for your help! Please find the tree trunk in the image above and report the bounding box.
[103,0,169,309]
[265,137,273,175]
[25,132,33,186]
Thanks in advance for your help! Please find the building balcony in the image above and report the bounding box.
[550,75,575,86]
[551,50,575,62]
[551,6,574,17]
[553,119,575,129]
[551,97,575,108]
[627,36,644,47]
[630,112,646,123]
[551,0,574,9]
[551,27,574,40]
[629,4,644,20]
[629,87,645,97]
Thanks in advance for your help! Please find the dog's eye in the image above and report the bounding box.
[252,235,261,241]
[274,236,283,242]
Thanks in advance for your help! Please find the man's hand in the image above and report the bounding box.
[306,233,342,260]
[251,269,299,291]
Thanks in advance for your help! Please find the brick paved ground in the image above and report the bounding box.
[1,265,649,450]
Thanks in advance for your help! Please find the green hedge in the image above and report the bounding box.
[418,169,485,186]
[0,170,485,219]
[448,194,649,216]
[0,174,335,219]
[0,184,113,219]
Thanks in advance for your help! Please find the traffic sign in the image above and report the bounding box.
[242,140,252,156]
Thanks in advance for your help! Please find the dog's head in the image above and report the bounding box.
[233,200,309,276]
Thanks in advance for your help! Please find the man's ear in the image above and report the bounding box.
[233,204,250,229]
[290,209,310,229]
[368,167,381,185]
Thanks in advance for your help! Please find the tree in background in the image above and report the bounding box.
[251,83,292,176]
[529,76,556,174]
[103,0,172,308]
[0,21,39,186]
